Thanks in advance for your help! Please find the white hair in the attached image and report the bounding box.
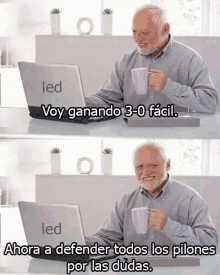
[133,4,168,27]
[132,141,168,165]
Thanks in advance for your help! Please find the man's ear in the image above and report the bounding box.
[162,23,170,36]
[166,159,170,171]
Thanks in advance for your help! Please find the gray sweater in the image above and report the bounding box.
[85,175,218,249]
[85,35,218,113]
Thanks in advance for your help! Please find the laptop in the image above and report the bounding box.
[18,201,116,263]
[18,201,200,267]
[18,62,117,124]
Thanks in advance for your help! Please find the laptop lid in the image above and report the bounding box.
[18,62,86,109]
[18,201,86,248]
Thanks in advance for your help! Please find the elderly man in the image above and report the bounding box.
[85,5,218,113]
[86,143,218,249]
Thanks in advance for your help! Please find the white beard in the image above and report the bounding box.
[139,173,168,191]
[137,36,168,56]
[137,45,160,56]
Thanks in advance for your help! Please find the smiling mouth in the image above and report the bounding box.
[138,43,148,46]
[143,176,154,181]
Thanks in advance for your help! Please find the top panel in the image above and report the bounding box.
[1,35,219,139]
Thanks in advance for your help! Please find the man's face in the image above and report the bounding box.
[132,12,166,54]
[134,145,170,191]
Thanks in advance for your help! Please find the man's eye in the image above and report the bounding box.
[151,164,157,167]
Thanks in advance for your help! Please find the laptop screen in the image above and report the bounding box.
[18,201,86,248]
[18,62,86,109]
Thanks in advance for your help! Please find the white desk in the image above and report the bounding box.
[0,107,220,139]
[0,207,27,246]
[0,247,219,274]
[0,68,27,107]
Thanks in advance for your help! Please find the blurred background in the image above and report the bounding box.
[0,0,219,107]
[0,137,219,207]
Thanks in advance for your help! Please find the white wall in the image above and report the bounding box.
[1,0,102,67]
[6,1,50,66]
[0,3,11,37]
[0,138,102,206]
[0,176,10,205]
[210,0,220,35]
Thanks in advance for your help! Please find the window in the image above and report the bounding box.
[104,0,216,35]
[102,139,218,176]
[158,0,202,35]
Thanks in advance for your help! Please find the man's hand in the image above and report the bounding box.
[148,69,167,91]
[148,209,167,230]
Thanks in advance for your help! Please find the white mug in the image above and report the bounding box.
[131,207,151,234]
[131,68,149,95]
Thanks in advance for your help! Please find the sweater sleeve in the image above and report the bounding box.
[85,194,127,247]
[85,54,127,109]
[161,193,218,247]
[161,54,218,113]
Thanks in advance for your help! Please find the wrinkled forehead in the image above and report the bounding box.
[134,146,163,166]
[132,10,161,31]
[133,10,156,23]
[133,13,152,26]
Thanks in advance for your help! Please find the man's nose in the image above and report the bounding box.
[137,32,145,39]
[137,33,143,40]
[142,165,150,175]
